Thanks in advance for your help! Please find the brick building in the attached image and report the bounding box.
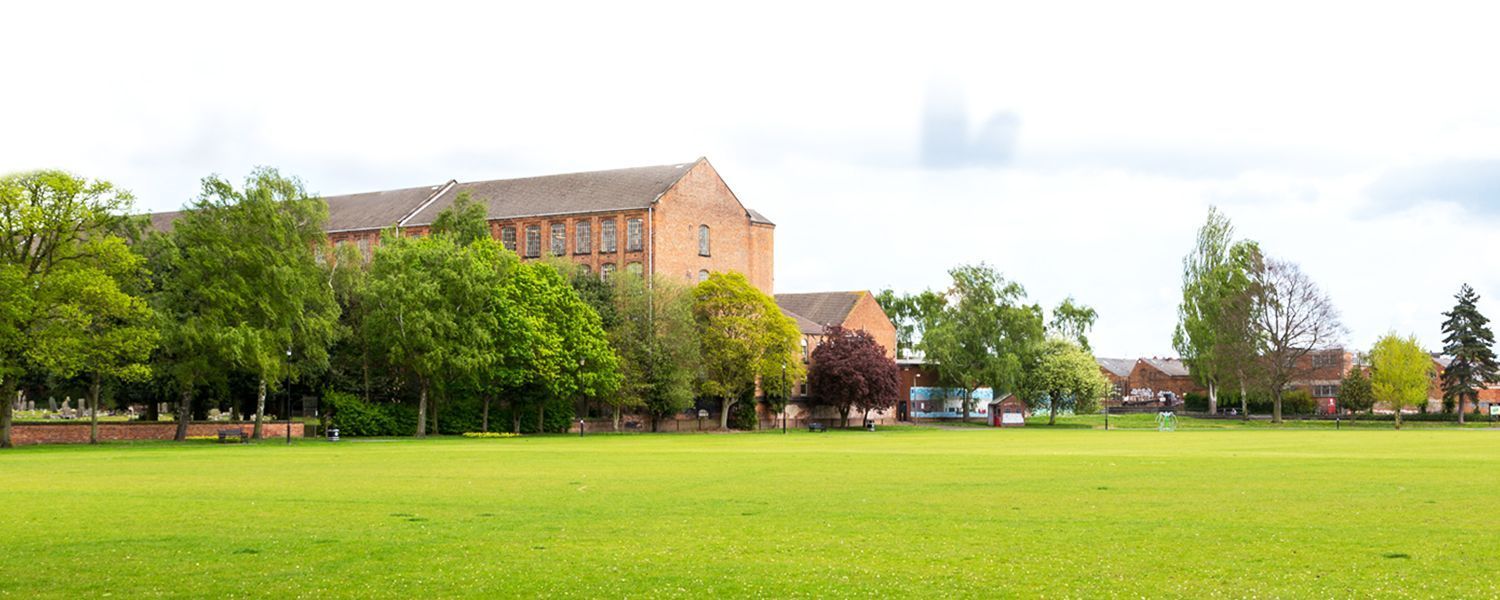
[1093,357,1204,405]
[150,158,776,294]
[771,291,901,424]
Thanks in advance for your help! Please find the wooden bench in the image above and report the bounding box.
[217,429,248,443]
[808,422,826,433]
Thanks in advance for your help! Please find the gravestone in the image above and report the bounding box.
[48,397,57,412]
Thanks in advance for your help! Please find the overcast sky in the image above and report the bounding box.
[5,1,1498,358]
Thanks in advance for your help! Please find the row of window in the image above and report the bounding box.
[501,218,645,258]
[576,262,645,279]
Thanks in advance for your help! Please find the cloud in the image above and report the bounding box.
[920,79,1019,168]
[1368,159,1500,215]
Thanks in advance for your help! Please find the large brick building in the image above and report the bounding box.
[151,157,777,294]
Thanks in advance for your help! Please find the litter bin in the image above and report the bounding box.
[865,421,876,432]
[327,428,340,442]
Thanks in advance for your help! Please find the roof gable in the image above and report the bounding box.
[775,291,864,329]
[1096,358,1136,378]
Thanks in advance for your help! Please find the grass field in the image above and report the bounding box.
[4,427,1499,598]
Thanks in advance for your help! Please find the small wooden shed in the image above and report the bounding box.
[988,394,1026,427]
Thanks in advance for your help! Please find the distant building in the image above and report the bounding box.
[1093,357,1203,406]
[772,291,901,424]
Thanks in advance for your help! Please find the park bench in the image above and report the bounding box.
[217,429,248,444]
[808,422,826,433]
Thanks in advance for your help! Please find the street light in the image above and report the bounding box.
[781,362,788,434]
[285,349,293,446]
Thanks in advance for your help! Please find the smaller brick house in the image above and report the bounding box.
[771,291,900,424]
[1121,358,1202,404]
[1095,358,1136,404]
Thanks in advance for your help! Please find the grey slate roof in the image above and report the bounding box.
[402,161,699,226]
[781,308,825,335]
[1096,358,1136,378]
[775,291,864,330]
[326,183,450,232]
[747,208,775,225]
[1144,357,1191,377]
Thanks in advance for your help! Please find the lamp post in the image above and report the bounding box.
[782,362,788,434]
[285,349,293,446]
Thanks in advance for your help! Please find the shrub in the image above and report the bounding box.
[462,431,520,438]
[1183,392,1210,412]
[324,391,418,437]
[1281,390,1316,415]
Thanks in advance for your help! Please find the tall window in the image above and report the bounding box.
[626,262,643,276]
[356,237,371,261]
[697,269,710,283]
[550,223,566,256]
[574,220,592,254]
[600,262,617,280]
[698,225,710,256]
[801,338,809,363]
[500,226,517,252]
[577,263,592,276]
[600,219,617,253]
[524,225,541,258]
[626,218,643,252]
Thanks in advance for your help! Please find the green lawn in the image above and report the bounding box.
[4,427,1499,598]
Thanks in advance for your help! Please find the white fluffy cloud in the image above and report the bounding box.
[4,0,1498,357]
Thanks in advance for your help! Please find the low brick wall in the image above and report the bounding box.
[10,421,304,446]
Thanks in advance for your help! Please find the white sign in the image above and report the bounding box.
[1490,405,1499,417]
[1001,412,1024,425]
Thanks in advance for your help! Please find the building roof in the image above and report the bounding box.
[780,308,825,335]
[327,183,451,232]
[1143,357,1192,377]
[402,161,700,226]
[1096,357,1136,378]
[775,291,865,330]
[747,208,775,226]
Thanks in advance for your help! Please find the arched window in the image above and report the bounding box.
[698,225,710,256]
[626,262,644,276]
[577,263,592,276]
[697,269,710,283]
[600,263,616,280]
[801,337,809,363]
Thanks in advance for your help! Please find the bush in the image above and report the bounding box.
[1183,392,1210,412]
[324,391,417,437]
[1281,390,1316,415]
[462,431,520,438]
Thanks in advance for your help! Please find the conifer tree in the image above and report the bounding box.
[1440,284,1498,424]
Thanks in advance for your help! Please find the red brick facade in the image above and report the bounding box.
[10,422,305,446]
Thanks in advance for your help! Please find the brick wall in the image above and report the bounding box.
[841,292,899,359]
[1125,361,1204,400]
[11,422,305,446]
[652,159,773,294]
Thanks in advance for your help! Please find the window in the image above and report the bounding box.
[697,269,710,283]
[600,262,617,280]
[500,226,517,252]
[626,218,643,252]
[577,263,592,276]
[1312,352,1340,368]
[1313,384,1339,397]
[600,219,617,253]
[801,338,809,363]
[698,224,710,256]
[574,220,592,254]
[550,223,566,256]
[524,225,541,258]
[357,237,371,260]
[626,262,643,276]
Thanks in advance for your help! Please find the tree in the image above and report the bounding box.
[807,325,900,428]
[1049,297,1097,351]
[1173,207,1262,416]
[921,263,1044,422]
[612,275,699,432]
[428,191,490,246]
[692,272,802,429]
[1023,338,1112,425]
[1336,366,1374,418]
[876,288,946,359]
[1440,284,1498,424]
[1253,258,1345,423]
[0,171,136,448]
[505,261,619,433]
[152,169,338,440]
[1370,334,1433,429]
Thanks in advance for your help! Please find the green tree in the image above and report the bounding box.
[153,169,338,440]
[1439,284,1498,424]
[1049,297,1097,351]
[876,288,946,359]
[1370,333,1433,429]
[692,272,802,429]
[612,275,699,431]
[1173,207,1262,416]
[921,263,1044,422]
[1023,338,1112,425]
[1336,366,1374,418]
[428,191,490,246]
[0,171,137,448]
[504,261,620,433]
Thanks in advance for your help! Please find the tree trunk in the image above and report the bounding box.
[839,405,851,428]
[1,380,15,449]
[719,398,733,430]
[1272,389,1283,424]
[415,382,428,437]
[1049,392,1058,426]
[612,405,620,433]
[254,378,267,440]
[1395,408,1403,430]
[1207,381,1218,415]
[174,389,192,441]
[482,396,491,433]
[1458,394,1467,425]
[862,408,871,427]
[1239,378,1248,422]
[432,393,440,436]
[537,404,545,433]
[89,374,102,445]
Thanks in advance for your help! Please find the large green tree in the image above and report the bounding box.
[0,171,137,448]
[876,288,946,359]
[1023,338,1112,425]
[153,169,337,440]
[693,272,802,429]
[612,275,699,432]
[921,263,1044,422]
[502,261,619,433]
[1370,333,1433,429]
[1439,284,1498,424]
[1048,297,1097,352]
[1173,207,1263,415]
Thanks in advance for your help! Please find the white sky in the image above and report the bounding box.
[5,0,1499,358]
